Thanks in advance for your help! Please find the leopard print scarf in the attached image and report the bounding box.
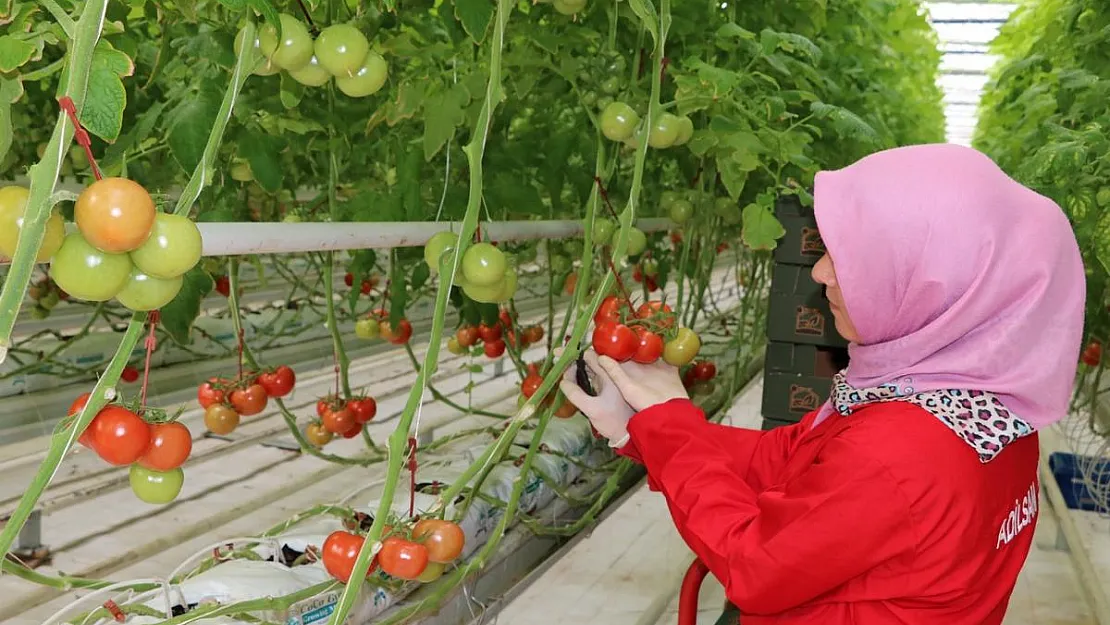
[830,372,1035,463]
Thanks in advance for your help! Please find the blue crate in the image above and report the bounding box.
[1048,452,1110,512]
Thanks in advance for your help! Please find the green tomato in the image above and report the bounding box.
[1097,187,1110,208]
[283,213,303,223]
[648,113,681,149]
[553,0,588,15]
[289,55,333,87]
[314,24,370,77]
[668,199,694,225]
[30,306,49,320]
[600,76,621,96]
[336,52,388,98]
[355,318,380,340]
[69,145,90,170]
[461,242,507,287]
[596,96,614,112]
[234,26,282,76]
[564,240,585,257]
[0,186,66,262]
[230,159,253,182]
[625,227,647,256]
[462,280,503,304]
[660,191,679,209]
[550,254,572,273]
[673,116,694,146]
[130,465,184,505]
[600,102,640,142]
[424,231,459,275]
[129,213,203,279]
[115,268,184,311]
[715,197,741,224]
[39,289,60,311]
[593,218,615,245]
[258,14,315,71]
[49,233,132,302]
[642,258,659,277]
[663,328,701,366]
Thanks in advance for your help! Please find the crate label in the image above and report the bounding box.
[794,305,827,336]
[799,227,825,256]
[788,384,823,413]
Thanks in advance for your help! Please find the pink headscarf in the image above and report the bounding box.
[812,143,1085,434]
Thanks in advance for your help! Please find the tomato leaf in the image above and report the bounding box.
[237,130,284,192]
[741,202,785,251]
[347,249,378,313]
[160,267,214,345]
[0,35,35,72]
[411,262,430,291]
[453,0,494,43]
[718,159,748,199]
[422,84,469,161]
[626,0,660,49]
[0,77,22,167]
[80,42,134,143]
[279,73,304,109]
[168,88,222,173]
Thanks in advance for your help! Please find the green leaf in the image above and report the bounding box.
[247,0,280,28]
[411,262,430,291]
[423,84,469,160]
[454,0,494,43]
[0,78,22,166]
[719,159,748,199]
[741,202,785,251]
[627,0,659,50]
[0,35,35,72]
[81,42,134,143]
[168,89,221,172]
[279,72,304,109]
[810,101,881,146]
[160,267,214,345]
[238,130,284,192]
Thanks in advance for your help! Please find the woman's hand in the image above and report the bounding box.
[558,350,635,444]
[594,355,689,412]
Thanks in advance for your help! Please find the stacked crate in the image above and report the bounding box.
[760,196,851,430]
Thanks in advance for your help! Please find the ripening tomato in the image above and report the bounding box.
[412,519,465,563]
[378,537,429,580]
[0,186,65,262]
[484,339,506,358]
[305,423,333,447]
[129,464,184,505]
[663,328,701,367]
[478,323,502,342]
[197,378,226,409]
[554,398,578,418]
[347,397,377,423]
[632,328,664,364]
[417,561,446,583]
[323,408,355,434]
[381,319,413,345]
[316,398,334,419]
[92,406,152,466]
[74,178,156,253]
[523,325,544,345]
[68,392,99,449]
[564,272,578,295]
[139,422,193,471]
[693,361,717,381]
[457,326,480,347]
[230,383,268,416]
[592,322,637,362]
[360,279,373,294]
[203,404,240,435]
[322,530,369,583]
[447,337,467,355]
[520,374,543,399]
[258,365,296,398]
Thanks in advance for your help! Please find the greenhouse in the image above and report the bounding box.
[0,0,1107,624]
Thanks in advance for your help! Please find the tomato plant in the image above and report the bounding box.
[378,536,429,580]
[139,422,193,471]
[258,366,296,398]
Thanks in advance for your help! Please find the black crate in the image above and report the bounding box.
[762,370,833,422]
[761,417,800,431]
[767,265,848,348]
[765,342,849,377]
[773,196,826,266]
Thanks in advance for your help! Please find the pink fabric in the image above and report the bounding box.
[810,143,1085,431]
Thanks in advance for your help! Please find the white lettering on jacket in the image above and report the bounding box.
[996,482,1038,550]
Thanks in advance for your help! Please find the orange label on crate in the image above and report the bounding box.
[795,305,826,336]
[800,227,825,256]
[789,384,822,412]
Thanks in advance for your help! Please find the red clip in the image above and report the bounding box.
[103,600,125,623]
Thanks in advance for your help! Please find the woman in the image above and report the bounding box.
[560,144,1086,625]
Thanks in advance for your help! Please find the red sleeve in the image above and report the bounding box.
[617,406,812,492]
[627,399,914,614]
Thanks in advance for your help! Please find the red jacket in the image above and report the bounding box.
[618,398,1039,624]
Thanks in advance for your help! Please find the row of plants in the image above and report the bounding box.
[0,0,944,622]
[974,0,1110,432]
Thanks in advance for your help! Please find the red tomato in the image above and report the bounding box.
[670,231,682,245]
[344,272,354,287]
[214,275,231,297]
[484,339,506,358]
[526,362,541,376]
[120,366,140,383]
[523,325,544,344]
[506,329,518,348]
[197,378,226,409]
[381,319,413,345]
[316,398,334,419]
[258,365,296,398]
[93,407,152,466]
[592,322,637,362]
[68,392,98,449]
[341,422,362,438]
[499,309,513,328]
[682,368,697,389]
[1082,341,1102,367]
[520,374,543,398]
[693,361,717,381]
[632,267,643,283]
[412,519,465,563]
[456,326,480,347]
[370,307,388,320]
[478,323,502,342]
[632,328,664,364]
[378,537,429,580]
[323,408,355,434]
[347,397,377,423]
[322,531,371,583]
[139,422,193,471]
[717,242,729,253]
[360,279,373,295]
[645,277,658,292]
[636,301,675,328]
[230,383,268,416]
[594,296,626,325]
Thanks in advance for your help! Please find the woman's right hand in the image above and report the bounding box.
[593,355,689,412]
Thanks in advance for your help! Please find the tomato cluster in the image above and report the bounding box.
[447,309,541,360]
[25,275,67,319]
[25,178,203,311]
[589,296,700,366]
[68,394,191,505]
[1081,341,1102,367]
[198,365,296,436]
[344,272,380,295]
[307,394,377,445]
[519,362,578,418]
[236,16,388,98]
[590,218,648,258]
[599,101,694,151]
[424,232,519,304]
[355,308,414,344]
[322,517,465,584]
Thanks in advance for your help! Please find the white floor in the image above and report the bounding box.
[497,378,1104,625]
